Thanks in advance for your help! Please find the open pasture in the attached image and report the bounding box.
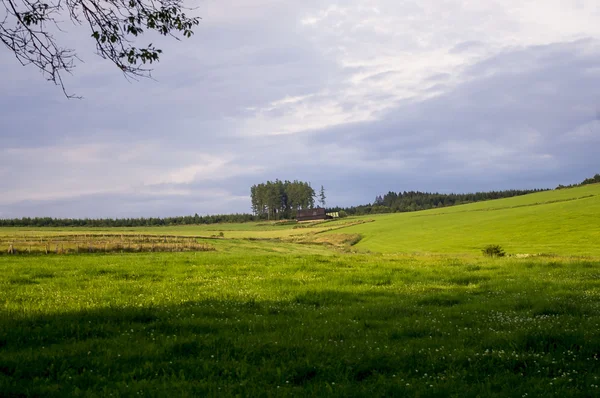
[0,218,367,245]
[336,184,600,256]
[1,251,600,396]
[2,185,600,396]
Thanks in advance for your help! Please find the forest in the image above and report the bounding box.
[328,188,549,216]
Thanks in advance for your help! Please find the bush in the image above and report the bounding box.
[338,210,348,218]
[482,244,506,257]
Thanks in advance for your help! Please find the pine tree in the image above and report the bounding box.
[319,185,326,208]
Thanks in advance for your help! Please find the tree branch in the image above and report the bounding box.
[0,0,199,98]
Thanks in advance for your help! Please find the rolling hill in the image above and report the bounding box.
[332,184,600,256]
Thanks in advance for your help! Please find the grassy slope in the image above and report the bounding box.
[334,184,600,256]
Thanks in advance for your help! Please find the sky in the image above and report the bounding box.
[1,0,600,218]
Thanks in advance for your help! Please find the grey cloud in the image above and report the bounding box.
[1,1,341,148]
[283,40,600,191]
[2,4,600,217]
[426,73,451,82]
[3,190,249,219]
[449,41,483,54]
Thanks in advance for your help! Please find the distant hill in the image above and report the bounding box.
[1,174,598,227]
[331,184,600,257]
[328,188,548,216]
[557,173,600,189]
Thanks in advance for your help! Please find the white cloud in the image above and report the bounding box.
[240,0,600,137]
[151,157,264,185]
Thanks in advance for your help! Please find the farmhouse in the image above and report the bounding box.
[296,208,332,222]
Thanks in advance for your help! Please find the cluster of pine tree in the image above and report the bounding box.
[250,180,322,220]
[328,189,548,216]
[556,173,600,189]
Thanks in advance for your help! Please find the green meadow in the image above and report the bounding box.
[1,185,600,396]
[337,184,600,256]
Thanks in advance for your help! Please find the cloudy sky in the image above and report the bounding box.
[2,0,600,218]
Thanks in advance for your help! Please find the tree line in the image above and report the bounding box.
[4,174,598,227]
[250,180,325,220]
[0,187,544,227]
[556,173,600,189]
[327,189,549,216]
[0,214,258,228]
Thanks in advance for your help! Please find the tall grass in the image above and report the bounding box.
[0,234,214,255]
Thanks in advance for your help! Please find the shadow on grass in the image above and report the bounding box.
[1,288,599,397]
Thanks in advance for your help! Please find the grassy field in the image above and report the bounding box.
[3,184,597,256]
[1,252,600,396]
[334,184,600,256]
[0,218,365,243]
[1,185,600,396]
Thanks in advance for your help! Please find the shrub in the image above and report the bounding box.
[338,210,348,218]
[482,244,506,257]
